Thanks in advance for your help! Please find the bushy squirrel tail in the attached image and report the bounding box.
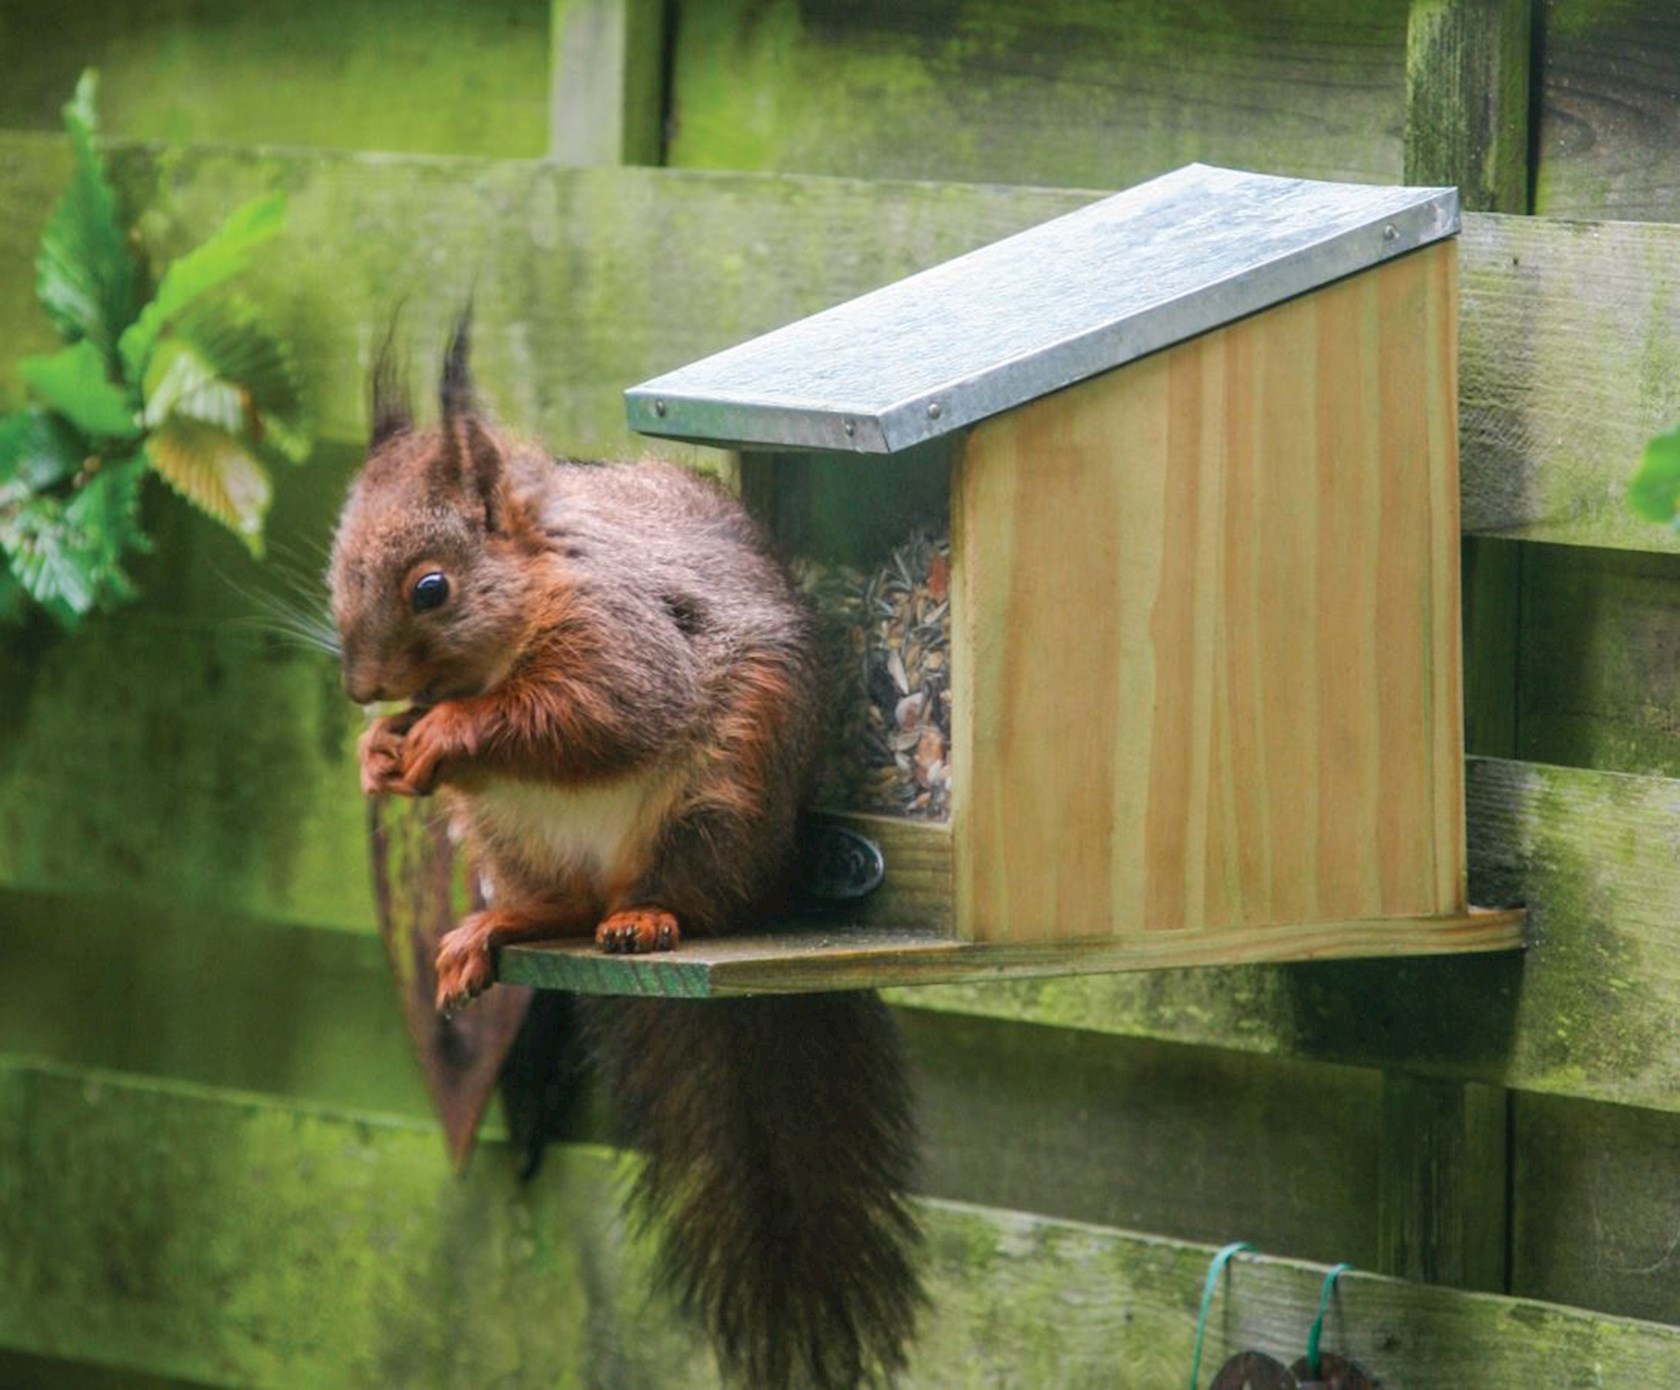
[581,992,924,1389]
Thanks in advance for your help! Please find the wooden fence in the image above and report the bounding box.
[3,0,1680,1383]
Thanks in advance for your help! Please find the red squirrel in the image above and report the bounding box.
[328,315,922,1388]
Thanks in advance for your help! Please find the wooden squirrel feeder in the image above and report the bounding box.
[500,163,1525,997]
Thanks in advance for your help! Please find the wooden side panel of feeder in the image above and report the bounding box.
[953,240,1464,947]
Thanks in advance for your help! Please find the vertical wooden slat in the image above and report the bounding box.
[1378,1075,1510,1292]
[1386,0,1532,1299]
[549,0,668,166]
[1404,0,1534,215]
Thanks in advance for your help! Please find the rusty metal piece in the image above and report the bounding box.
[1290,1352,1378,1389]
[368,793,533,1171]
[1210,1351,1299,1389]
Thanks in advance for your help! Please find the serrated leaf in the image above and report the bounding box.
[1629,424,1680,526]
[19,340,139,439]
[35,70,138,351]
[145,418,272,553]
[65,456,148,602]
[118,191,287,380]
[0,407,86,495]
[0,496,98,621]
[173,295,310,462]
[142,337,247,434]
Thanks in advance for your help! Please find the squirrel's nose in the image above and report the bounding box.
[344,671,386,705]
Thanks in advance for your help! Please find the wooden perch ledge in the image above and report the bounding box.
[498,908,1528,999]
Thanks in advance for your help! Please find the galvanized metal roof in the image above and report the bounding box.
[626,163,1459,455]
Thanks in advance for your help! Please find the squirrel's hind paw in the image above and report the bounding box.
[434,912,502,1013]
[596,908,681,954]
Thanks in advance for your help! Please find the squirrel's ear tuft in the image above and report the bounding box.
[439,305,476,422]
[463,418,509,535]
[369,315,413,449]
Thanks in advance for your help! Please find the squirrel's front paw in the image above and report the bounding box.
[398,705,471,796]
[596,908,681,954]
[435,912,501,1013]
[359,713,419,796]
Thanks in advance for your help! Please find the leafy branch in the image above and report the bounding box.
[0,70,310,628]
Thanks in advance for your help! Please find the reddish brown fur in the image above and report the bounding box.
[329,365,819,1007]
[329,325,920,1389]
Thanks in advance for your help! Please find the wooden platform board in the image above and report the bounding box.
[498,908,1526,998]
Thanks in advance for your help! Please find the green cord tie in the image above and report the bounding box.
[1304,1262,1354,1379]
[1188,1241,1253,1390]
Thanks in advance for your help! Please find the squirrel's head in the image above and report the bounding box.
[328,312,539,706]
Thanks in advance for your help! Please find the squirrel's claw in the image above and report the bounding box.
[596,908,681,954]
[358,716,417,797]
[434,915,499,1013]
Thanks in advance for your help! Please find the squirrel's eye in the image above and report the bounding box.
[410,572,450,614]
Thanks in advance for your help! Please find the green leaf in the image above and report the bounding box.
[144,418,273,554]
[142,337,247,434]
[0,495,99,622]
[118,190,287,380]
[65,456,148,603]
[1629,423,1680,526]
[19,340,139,440]
[0,407,86,496]
[172,294,311,462]
[35,70,138,351]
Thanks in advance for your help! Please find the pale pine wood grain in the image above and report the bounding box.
[1374,246,1443,918]
[1427,244,1469,911]
[956,242,1465,947]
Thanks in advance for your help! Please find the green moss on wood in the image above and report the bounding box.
[6,142,1679,559]
[0,0,550,158]
[6,1060,1680,1387]
[1534,1,1680,221]
[1513,1093,1680,1322]
[1517,546,1680,779]
[897,758,1680,1116]
[668,0,1410,188]
[0,613,369,929]
[1458,213,1680,551]
[1404,0,1531,213]
[0,887,431,1120]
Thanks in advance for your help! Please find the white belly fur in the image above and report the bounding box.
[464,764,683,891]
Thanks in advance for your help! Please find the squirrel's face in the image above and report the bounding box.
[329,426,535,707]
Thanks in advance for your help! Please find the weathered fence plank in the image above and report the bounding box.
[0,0,551,158]
[1514,544,1680,779]
[1377,1075,1510,1292]
[1513,1092,1680,1324]
[1405,0,1532,214]
[902,756,1680,1115]
[1534,0,1680,222]
[12,625,1680,1120]
[1459,213,1680,551]
[6,140,1676,560]
[0,619,369,932]
[5,1060,1680,1389]
[5,598,1680,1115]
[666,0,1409,190]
